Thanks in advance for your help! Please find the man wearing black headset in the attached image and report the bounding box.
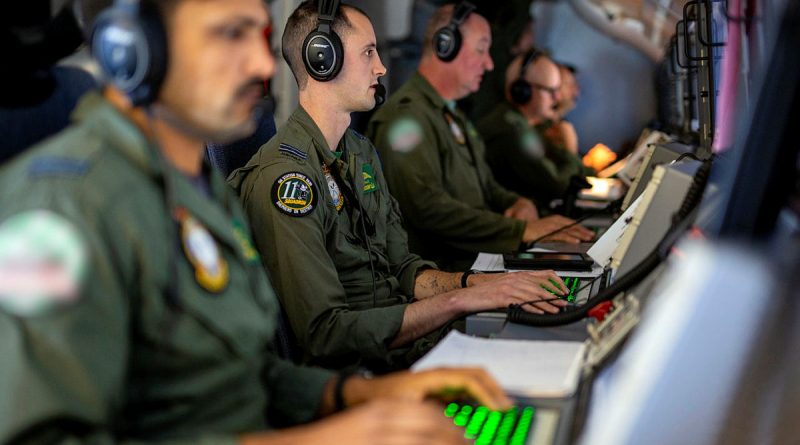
[230,0,571,372]
[0,0,515,443]
[367,3,594,272]
[477,51,590,206]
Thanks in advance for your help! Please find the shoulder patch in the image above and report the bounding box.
[271,172,318,217]
[387,117,423,153]
[29,157,89,178]
[0,210,87,317]
[278,143,308,161]
[522,130,545,158]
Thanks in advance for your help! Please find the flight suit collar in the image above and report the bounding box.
[289,105,344,167]
[74,92,243,255]
[408,71,450,113]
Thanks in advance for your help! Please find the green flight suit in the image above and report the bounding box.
[0,93,332,444]
[367,72,525,271]
[477,101,587,206]
[229,106,439,372]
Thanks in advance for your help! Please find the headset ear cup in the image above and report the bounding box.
[433,26,462,62]
[303,29,343,82]
[90,2,167,106]
[510,79,532,105]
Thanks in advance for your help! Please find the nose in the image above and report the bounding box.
[375,52,387,78]
[484,52,494,72]
[252,31,276,81]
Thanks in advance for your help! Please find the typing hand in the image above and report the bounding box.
[523,215,594,244]
[462,270,568,314]
[241,399,467,445]
[362,367,512,412]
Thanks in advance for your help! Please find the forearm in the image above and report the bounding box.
[413,269,461,299]
[388,292,465,349]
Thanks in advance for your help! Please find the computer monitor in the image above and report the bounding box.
[578,240,777,445]
[620,141,692,211]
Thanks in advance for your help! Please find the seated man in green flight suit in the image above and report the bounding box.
[230,1,570,372]
[477,50,591,207]
[366,3,595,272]
[0,0,515,443]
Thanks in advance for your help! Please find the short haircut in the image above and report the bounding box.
[281,0,368,89]
[421,4,455,59]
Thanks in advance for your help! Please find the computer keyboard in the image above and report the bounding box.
[444,402,534,445]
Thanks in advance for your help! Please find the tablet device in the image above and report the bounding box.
[502,251,594,271]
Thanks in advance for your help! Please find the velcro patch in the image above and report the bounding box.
[271,172,318,217]
[29,157,89,178]
[387,118,423,153]
[0,210,87,316]
[362,163,379,194]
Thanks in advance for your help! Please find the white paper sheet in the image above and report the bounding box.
[412,331,586,398]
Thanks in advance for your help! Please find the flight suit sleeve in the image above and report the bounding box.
[370,113,525,254]
[238,163,407,364]
[0,207,237,445]
[467,122,522,212]
[486,125,577,200]
[378,169,438,297]
[262,351,334,425]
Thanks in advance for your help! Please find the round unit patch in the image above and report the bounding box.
[0,210,87,316]
[272,172,318,217]
[387,117,423,153]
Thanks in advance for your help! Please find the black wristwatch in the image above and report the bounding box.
[461,269,483,288]
[333,369,373,412]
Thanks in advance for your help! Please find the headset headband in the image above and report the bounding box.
[450,1,475,28]
[317,0,339,32]
[519,48,543,78]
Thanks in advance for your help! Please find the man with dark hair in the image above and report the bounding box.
[367,4,594,271]
[477,52,589,206]
[230,0,569,372]
[0,1,512,443]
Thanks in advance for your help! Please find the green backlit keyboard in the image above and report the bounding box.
[544,276,582,303]
[444,403,534,445]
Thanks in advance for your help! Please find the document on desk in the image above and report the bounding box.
[412,331,586,398]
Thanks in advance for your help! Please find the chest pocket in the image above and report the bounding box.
[143,234,276,362]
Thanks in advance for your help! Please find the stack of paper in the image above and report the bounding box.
[412,331,586,398]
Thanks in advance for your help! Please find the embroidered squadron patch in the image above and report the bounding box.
[444,112,466,145]
[177,208,229,293]
[362,163,379,194]
[272,172,318,217]
[387,117,423,153]
[322,164,344,211]
[522,130,545,158]
[0,210,87,316]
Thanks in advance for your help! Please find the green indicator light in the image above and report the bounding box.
[460,405,474,415]
[454,414,469,427]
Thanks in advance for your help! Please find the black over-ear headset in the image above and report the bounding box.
[510,48,543,105]
[90,0,167,106]
[303,0,344,82]
[433,1,476,62]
